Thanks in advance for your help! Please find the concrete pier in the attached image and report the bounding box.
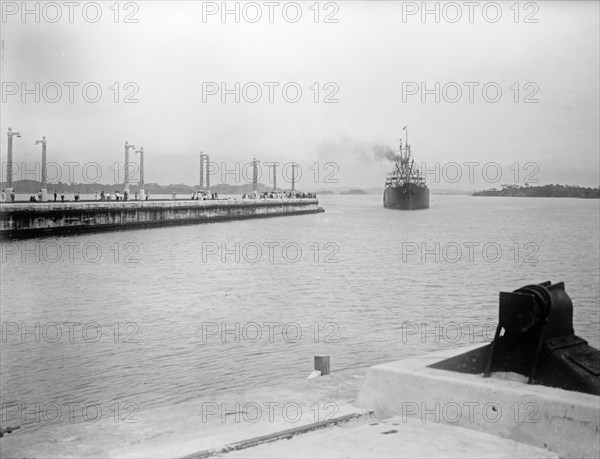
[3,349,594,458]
[356,344,600,459]
[2,347,598,457]
[0,367,369,458]
[0,198,323,239]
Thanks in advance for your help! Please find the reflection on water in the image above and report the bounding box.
[1,195,599,431]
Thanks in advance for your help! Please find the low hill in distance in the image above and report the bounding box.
[1,180,301,195]
[473,184,599,199]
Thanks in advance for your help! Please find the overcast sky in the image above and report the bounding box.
[1,1,598,190]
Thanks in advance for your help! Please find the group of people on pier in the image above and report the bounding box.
[0,190,14,203]
[0,189,316,203]
[98,190,149,201]
[1,189,151,203]
[242,191,317,200]
[189,191,219,200]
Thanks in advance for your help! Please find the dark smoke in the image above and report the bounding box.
[372,144,402,162]
[316,137,401,163]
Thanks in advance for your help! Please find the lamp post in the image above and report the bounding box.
[270,163,277,191]
[291,163,297,192]
[34,136,47,201]
[6,127,20,195]
[199,152,207,190]
[124,141,136,196]
[252,157,260,192]
[205,154,210,192]
[135,147,145,200]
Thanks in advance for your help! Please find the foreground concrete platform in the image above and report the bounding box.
[356,344,600,459]
[2,346,598,458]
[220,415,558,458]
[0,368,368,458]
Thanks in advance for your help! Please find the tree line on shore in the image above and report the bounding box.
[473,184,600,198]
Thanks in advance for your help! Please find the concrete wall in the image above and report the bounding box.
[0,198,321,239]
[356,345,600,459]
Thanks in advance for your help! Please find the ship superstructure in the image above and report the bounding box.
[383,132,429,210]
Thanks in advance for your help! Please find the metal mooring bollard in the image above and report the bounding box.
[430,281,600,396]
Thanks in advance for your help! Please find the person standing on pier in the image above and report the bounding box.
[10,191,15,203]
[95,192,98,200]
[38,190,42,202]
[54,191,57,202]
[61,191,64,202]
[0,190,5,203]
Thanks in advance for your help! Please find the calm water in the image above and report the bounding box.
[1,195,599,432]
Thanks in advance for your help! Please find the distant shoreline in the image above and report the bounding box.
[3,181,598,198]
[473,184,599,199]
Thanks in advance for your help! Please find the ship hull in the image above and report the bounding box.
[383,183,429,210]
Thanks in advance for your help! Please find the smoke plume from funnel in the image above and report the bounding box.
[372,144,402,162]
[316,136,401,164]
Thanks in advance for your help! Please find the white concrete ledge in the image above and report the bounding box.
[356,344,600,459]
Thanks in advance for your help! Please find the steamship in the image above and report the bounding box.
[383,133,429,210]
